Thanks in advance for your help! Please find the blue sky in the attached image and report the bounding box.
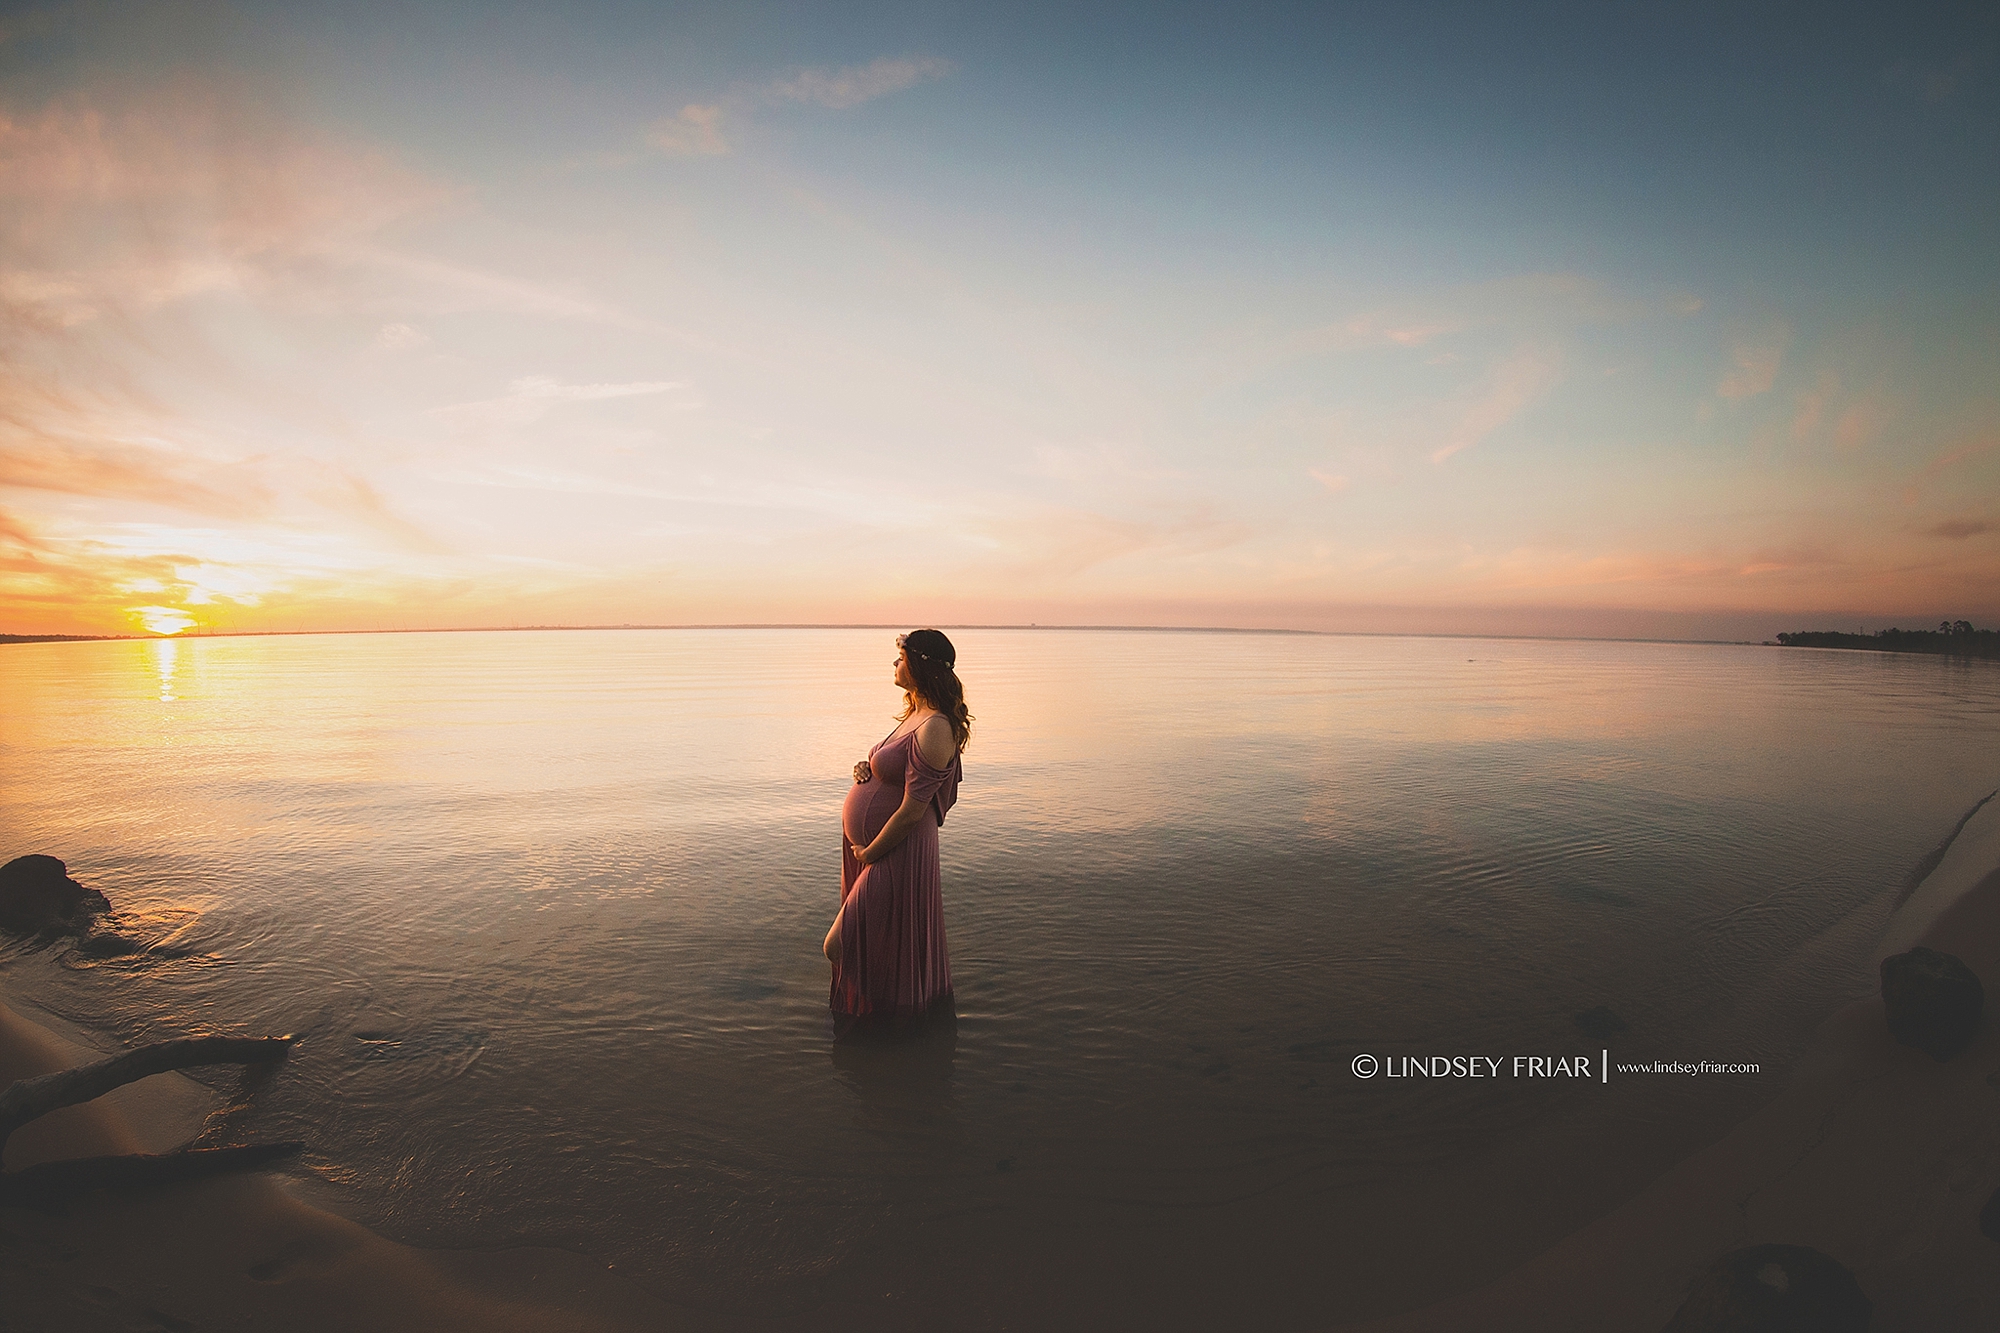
[2,1,1995,636]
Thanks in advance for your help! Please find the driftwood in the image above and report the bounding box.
[1,1033,302,1210]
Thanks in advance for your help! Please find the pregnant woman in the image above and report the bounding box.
[824,628,971,1028]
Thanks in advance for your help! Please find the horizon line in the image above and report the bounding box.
[1,621,1768,648]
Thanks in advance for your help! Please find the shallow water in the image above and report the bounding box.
[3,629,1998,1328]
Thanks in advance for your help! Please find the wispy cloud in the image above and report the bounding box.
[1325,313,1465,350]
[1899,435,2000,506]
[0,528,202,633]
[1430,345,1564,464]
[0,507,484,634]
[1023,440,1186,487]
[506,375,694,404]
[332,245,655,328]
[765,56,954,110]
[641,55,953,160]
[0,88,468,340]
[0,88,666,340]
[1718,323,1788,400]
[1278,273,1699,362]
[966,504,1249,582]
[432,375,699,427]
[1925,518,1993,540]
[0,94,449,237]
[646,104,729,157]
[375,321,429,351]
[0,503,46,550]
[1833,394,1884,452]
[0,438,273,518]
[1789,369,1837,441]
[1787,369,1887,453]
[1916,437,1998,481]
[305,465,447,553]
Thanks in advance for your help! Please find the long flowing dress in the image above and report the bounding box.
[831,723,961,1025]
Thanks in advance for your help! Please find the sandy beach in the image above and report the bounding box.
[0,998,678,1332]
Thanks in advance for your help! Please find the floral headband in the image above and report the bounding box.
[898,628,957,668]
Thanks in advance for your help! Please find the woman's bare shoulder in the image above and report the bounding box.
[915,714,957,768]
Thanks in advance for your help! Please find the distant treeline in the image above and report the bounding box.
[0,633,132,645]
[1775,621,2000,659]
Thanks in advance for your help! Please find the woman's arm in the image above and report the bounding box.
[853,795,927,867]
[852,717,955,867]
[913,715,956,770]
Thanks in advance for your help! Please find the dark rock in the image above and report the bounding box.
[1576,1005,1629,1042]
[1982,1187,2000,1241]
[0,855,109,936]
[1880,946,1984,1061]
[1662,1244,1871,1332]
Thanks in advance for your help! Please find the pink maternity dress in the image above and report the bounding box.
[831,721,961,1024]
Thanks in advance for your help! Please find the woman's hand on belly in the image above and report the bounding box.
[841,778,889,850]
[852,759,873,784]
[852,791,929,867]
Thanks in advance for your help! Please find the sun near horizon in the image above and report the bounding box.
[131,606,197,637]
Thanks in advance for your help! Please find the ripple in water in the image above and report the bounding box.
[3,629,1998,1328]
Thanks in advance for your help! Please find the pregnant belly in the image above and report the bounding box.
[842,780,900,846]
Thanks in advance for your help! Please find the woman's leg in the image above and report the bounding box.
[828,836,859,962]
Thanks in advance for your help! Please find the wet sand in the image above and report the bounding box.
[0,997,681,1333]
[1346,796,2000,1331]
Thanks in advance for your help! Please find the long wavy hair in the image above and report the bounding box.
[897,628,972,752]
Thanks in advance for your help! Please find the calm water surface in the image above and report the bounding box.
[4,629,1998,1328]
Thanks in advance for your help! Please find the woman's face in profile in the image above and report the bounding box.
[893,643,914,691]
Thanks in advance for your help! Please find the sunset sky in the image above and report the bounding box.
[2,2,1996,640]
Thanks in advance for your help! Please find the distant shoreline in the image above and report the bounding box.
[1774,627,1999,661]
[3,623,1763,647]
[0,634,134,645]
[20,621,1995,657]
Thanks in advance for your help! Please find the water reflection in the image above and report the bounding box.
[152,638,178,703]
[828,1000,960,1140]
